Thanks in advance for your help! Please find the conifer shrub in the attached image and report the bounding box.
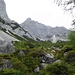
[0,68,21,75]
[64,51,75,65]
[45,62,71,75]
[10,58,28,74]
[61,45,72,52]
[68,31,75,49]
[55,51,64,60]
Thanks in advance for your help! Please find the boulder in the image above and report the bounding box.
[0,59,12,70]
[41,53,55,64]
[40,63,48,69]
[34,67,40,73]
[0,40,15,54]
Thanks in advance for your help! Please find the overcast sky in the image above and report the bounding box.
[4,0,73,29]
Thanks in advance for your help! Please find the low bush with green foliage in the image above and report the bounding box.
[61,45,72,52]
[64,51,75,65]
[52,41,66,48]
[0,31,75,75]
[68,31,75,49]
[39,62,72,75]
[0,68,21,75]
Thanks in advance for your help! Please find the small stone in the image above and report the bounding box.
[34,67,40,73]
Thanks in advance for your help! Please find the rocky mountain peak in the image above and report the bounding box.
[26,18,32,22]
[0,0,11,22]
[20,18,69,41]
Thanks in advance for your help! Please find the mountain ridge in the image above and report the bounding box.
[20,18,69,41]
[0,0,69,42]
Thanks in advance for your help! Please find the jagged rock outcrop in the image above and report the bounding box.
[21,18,69,41]
[0,0,11,22]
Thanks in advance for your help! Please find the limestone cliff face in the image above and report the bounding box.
[0,0,10,22]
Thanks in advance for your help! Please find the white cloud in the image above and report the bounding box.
[4,0,73,29]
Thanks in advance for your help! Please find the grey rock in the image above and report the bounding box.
[41,59,45,63]
[18,50,24,56]
[55,47,61,51]
[64,52,67,56]
[0,40,15,54]
[51,50,56,52]
[0,59,12,70]
[41,53,55,64]
[54,59,61,63]
[0,30,19,42]
[46,53,54,58]
[34,67,40,73]
[0,0,11,22]
[40,63,48,69]
[46,53,54,59]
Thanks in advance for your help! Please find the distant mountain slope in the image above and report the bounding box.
[21,18,69,41]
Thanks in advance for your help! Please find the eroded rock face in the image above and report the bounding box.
[0,0,11,22]
[0,40,15,54]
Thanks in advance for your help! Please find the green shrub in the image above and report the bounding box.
[64,51,75,65]
[10,58,28,74]
[45,62,71,75]
[29,50,45,57]
[39,70,50,75]
[0,68,21,75]
[55,45,73,60]
[0,54,11,59]
[55,51,64,60]
[53,41,66,48]
[61,45,72,52]
[22,55,41,72]
[68,31,75,49]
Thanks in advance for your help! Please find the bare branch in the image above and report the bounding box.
[54,0,75,14]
